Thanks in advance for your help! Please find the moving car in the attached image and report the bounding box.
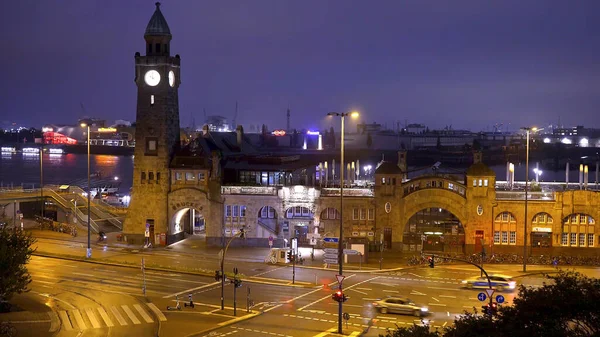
[461,274,516,292]
[372,297,429,316]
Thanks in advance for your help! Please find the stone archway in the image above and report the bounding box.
[284,205,315,246]
[403,207,465,253]
[171,207,206,236]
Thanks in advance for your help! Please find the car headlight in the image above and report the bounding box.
[461,280,467,284]
[421,307,428,312]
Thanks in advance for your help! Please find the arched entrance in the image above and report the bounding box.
[285,206,314,246]
[172,207,205,237]
[404,208,465,253]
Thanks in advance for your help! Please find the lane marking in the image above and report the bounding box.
[313,327,336,337]
[110,306,128,326]
[72,272,95,277]
[163,282,221,298]
[85,307,101,329]
[97,307,114,327]
[146,303,167,321]
[134,304,154,323]
[122,305,141,325]
[439,295,456,298]
[431,297,440,302]
[72,309,87,330]
[58,311,73,331]
[298,276,381,311]
[348,288,368,295]
[427,303,447,307]
[427,287,457,291]
[355,287,372,291]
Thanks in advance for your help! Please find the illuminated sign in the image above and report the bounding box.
[271,130,286,136]
[1,147,16,153]
[97,127,117,132]
[42,127,54,132]
[306,130,320,135]
[48,148,64,154]
[22,148,39,153]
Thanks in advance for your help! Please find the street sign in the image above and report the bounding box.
[343,249,358,255]
[343,312,350,320]
[421,235,426,241]
[323,253,338,259]
[336,275,345,284]
[477,293,487,302]
[324,248,338,254]
[324,259,339,264]
[323,237,339,243]
[496,295,505,304]
[485,289,495,298]
[268,236,273,242]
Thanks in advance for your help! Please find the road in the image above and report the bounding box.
[17,251,551,337]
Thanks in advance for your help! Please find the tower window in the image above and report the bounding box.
[156,172,160,181]
[150,95,155,105]
[141,171,146,182]
[155,44,160,53]
[145,137,158,156]
[147,44,152,54]
[149,171,154,181]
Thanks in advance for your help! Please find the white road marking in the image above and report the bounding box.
[427,303,447,307]
[298,276,380,311]
[32,280,55,285]
[58,311,73,330]
[163,282,221,298]
[348,288,368,295]
[97,307,114,327]
[438,295,456,298]
[431,297,440,302]
[146,303,167,321]
[72,309,87,330]
[355,287,371,291]
[410,290,427,296]
[85,307,101,328]
[110,306,128,326]
[72,272,95,277]
[383,290,399,293]
[134,304,154,323]
[122,305,141,324]
[427,286,457,291]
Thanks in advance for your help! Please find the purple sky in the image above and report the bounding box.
[2,0,600,132]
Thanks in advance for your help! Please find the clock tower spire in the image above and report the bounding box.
[123,3,181,244]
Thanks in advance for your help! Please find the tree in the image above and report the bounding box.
[0,228,36,312]
[386,272,600,337]
[380,323,441,337]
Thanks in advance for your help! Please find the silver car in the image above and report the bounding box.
[372,297,429,316]
[461,274,517,292]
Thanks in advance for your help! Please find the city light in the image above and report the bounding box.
[98,127,117,132]
[306,130,320,135]
[271,130,286,136]
[1,147,16,153]
[114,176,119,181]
[579,138,589,147]
[561,137,572,145]
[543,138,551,143]
[48,148,64,154]
[22,148,39,153]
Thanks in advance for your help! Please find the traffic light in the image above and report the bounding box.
[428,256,434,268]
[332,290,347,303]
[481,302,498,316]
[233,278,242,288]
[287,250,294,262]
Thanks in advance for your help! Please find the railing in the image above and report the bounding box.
[495,181,600,192]
[320,188,374,197]
[402,177,466,198]
[495,191,555,201]
[44,188,100,233]
[221,186,278,195]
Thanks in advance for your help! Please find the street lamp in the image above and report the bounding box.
[40,146,44,221]
[80,123,92,259]
[521,126,542,272]
[327,110,359,334]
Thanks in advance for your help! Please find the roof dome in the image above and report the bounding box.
[375,161,403,175]
[466,162,495,176]
[145,2,171,37]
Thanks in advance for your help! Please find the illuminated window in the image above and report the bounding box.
[478,179,482,187]
[198,172,205,181]
[509,231,516,244]
[150,95,154,105]
[225,205,232,217]
[570,233,577,246]
[368,208,375,220]
[353,208,359,220]
[473,179,476,187]
[185,172,195,181]
[484,179,488,187]
[579,233,586,247]
[579,215,587,224]
[233,205,239,217]
[493,231,500,244]
[561,233,568,246]
[502,231,508,244]
[240,206,246,217]
[175,172,182,180]
[588,234,594,247]
[145,137,158,155]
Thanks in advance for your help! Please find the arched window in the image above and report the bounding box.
[320,208,340,220]
[493,212,517,245]
[259,206,276,219]
[286,207,312,218]
[532,212,553,224]
[561,214,595,247]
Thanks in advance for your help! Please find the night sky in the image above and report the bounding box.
[2,0,600,132]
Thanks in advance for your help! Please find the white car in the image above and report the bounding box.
[372,297,429,316]
[461,274,516,292]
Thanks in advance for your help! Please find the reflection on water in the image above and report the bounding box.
[0,153,133,193]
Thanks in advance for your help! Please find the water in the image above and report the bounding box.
[0,153,597,193]
[0,153,134,194]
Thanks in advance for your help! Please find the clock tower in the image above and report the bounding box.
[123,2,181,243]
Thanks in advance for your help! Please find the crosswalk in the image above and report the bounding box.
[57,302,166,331]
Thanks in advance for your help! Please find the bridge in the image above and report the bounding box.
[0,185,125,233]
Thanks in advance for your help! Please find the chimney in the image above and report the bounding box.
[236,125,244,148]
[211,151,221,180]
[473,151,483,164]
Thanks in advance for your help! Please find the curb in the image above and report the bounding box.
[32,252,317,289]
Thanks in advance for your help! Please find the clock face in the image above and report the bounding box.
[169,71,175,87]
[144,70,160,86]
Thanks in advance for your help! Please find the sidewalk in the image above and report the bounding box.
[23,221,600,280]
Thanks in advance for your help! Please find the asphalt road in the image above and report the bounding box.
[20,253,552,337]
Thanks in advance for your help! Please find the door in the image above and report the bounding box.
[474,230,484,253]
[384,227,392,250]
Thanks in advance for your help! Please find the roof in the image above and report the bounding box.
[145,2,171,37]
[466,162,495,176]
[375,161,403,175]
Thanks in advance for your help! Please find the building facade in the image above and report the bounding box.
[124,4,599,255]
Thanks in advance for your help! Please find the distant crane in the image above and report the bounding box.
[493,123,503,134]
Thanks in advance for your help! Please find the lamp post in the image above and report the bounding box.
[40,146,44,220]
[327,111,358,334]
[521,126,540,272]
[81,123,92,259]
